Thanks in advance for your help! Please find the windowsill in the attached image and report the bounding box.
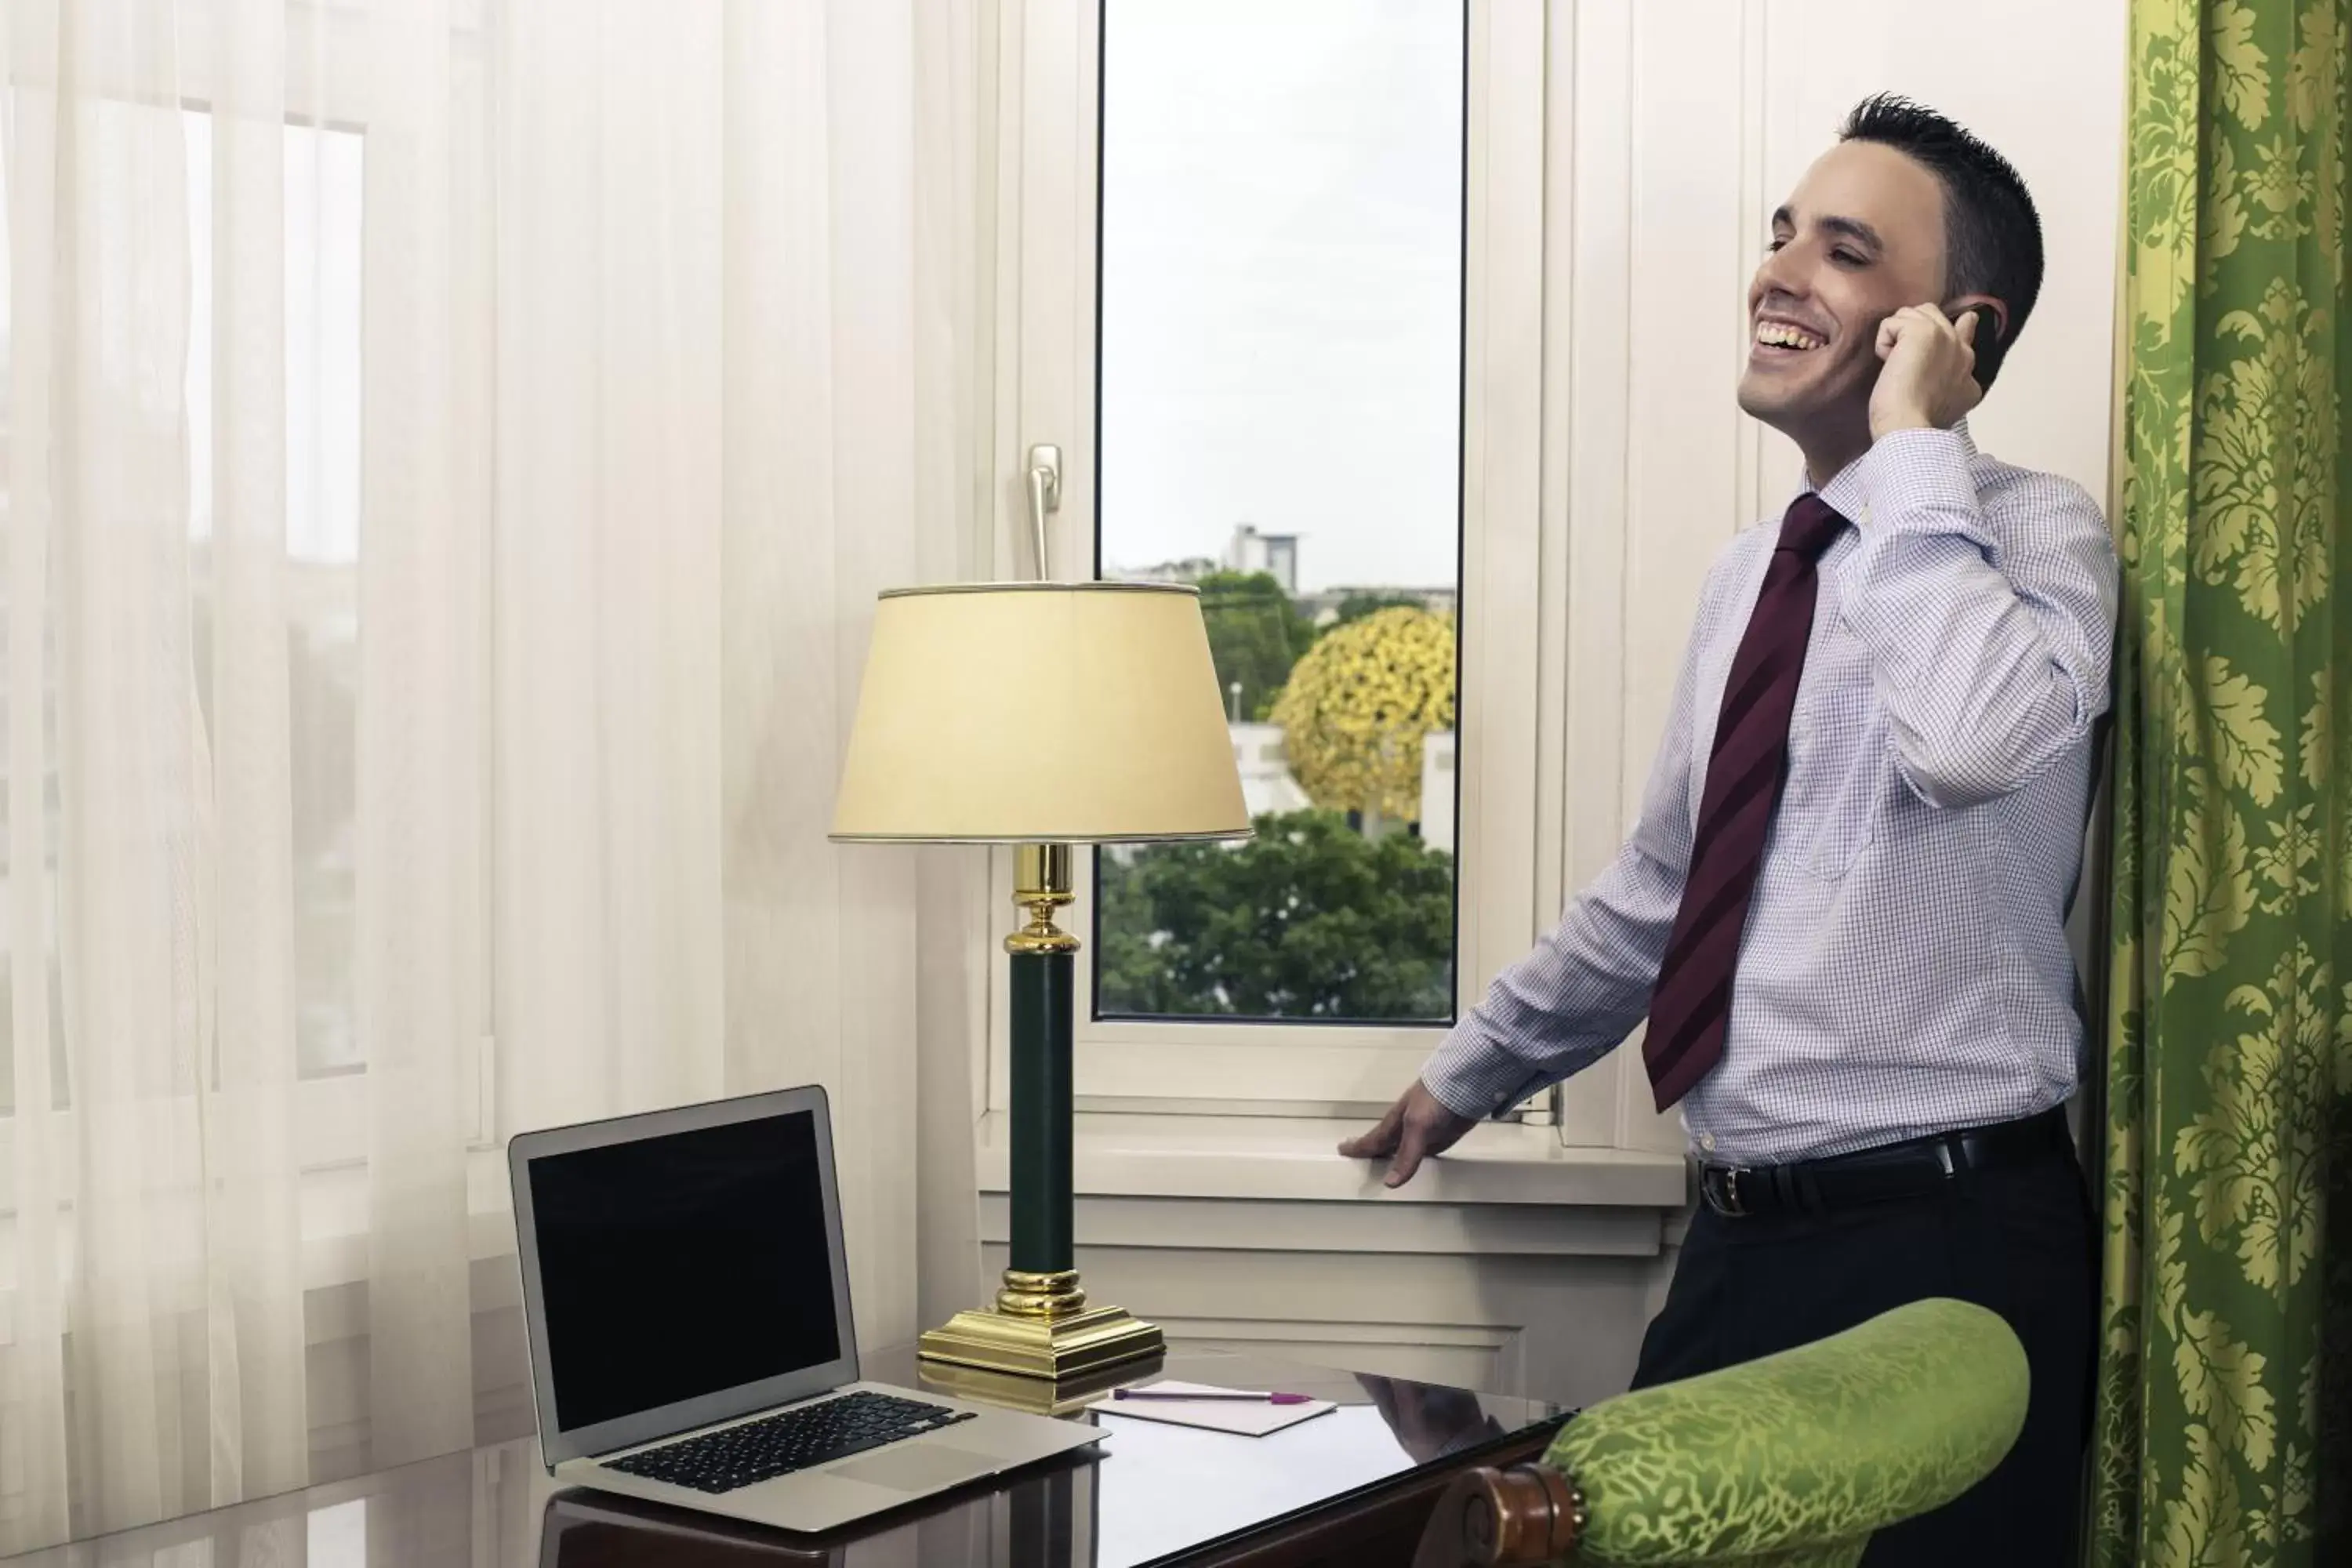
[975,1110,1689,1208]
[0,1114,1689,1347]
[298,1158,521,1298]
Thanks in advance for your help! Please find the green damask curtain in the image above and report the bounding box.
[2094,0,2350,1563]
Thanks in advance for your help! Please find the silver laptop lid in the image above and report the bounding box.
[508,1085,861,1468]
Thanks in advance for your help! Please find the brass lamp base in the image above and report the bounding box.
[916,1268,1165,1388]
[918,1351,1161,1417]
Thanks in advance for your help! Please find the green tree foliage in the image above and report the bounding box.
[1195,570,1317,721]
[1096,810,1454,1020]
[1330,590,1425,628]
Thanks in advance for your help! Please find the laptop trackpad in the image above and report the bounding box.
[827,1444,996,1493]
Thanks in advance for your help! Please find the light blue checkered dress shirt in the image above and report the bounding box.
[1423,423,2119,1165]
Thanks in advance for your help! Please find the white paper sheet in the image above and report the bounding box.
[1087,1379,1338,1436]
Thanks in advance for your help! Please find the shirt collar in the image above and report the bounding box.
[1802,417,1979,525]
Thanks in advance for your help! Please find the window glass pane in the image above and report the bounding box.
[186,111,366,1078]
[0,109,365,1112]
[1094,0,1464,1023]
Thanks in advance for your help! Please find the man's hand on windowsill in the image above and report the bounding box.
[1338,1080,1481,1189]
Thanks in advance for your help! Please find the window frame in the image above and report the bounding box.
[989,0,1584,1124]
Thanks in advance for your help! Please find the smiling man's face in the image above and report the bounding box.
[1738,140,1951,450]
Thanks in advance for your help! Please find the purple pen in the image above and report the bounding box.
[1112,1388,1314,1406]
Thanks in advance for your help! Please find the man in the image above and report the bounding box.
[1341,96,2115,1565]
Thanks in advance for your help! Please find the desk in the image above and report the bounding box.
[5,1345,1565,1567]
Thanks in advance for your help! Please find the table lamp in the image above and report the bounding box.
[830,580,1251,1393]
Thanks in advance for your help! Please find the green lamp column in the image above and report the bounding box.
[913,844,1164,1386]
[1006,857,1077,1283]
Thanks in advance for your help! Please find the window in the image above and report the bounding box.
[0,108,368,1119]
[994,0,1551,1112]
[184,111,367,1080]
[1091,0,1466,1028]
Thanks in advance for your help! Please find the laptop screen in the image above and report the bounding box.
[524,1107,844,1432]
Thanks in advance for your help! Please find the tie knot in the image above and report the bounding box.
[1779,494,1846,560]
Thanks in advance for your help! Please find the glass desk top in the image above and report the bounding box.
[9,1345,1570,1568]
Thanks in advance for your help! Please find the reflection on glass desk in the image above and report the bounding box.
[10,1348,1567,1568]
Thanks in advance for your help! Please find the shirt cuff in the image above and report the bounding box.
[1421,1032,1551,1120]
[1852,426,1990,544]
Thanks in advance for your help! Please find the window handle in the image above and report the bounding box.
[1026,443,1062,580]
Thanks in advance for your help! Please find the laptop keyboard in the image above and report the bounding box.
[606,1391,977,1494]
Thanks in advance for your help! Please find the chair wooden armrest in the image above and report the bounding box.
[1410,1460,1584,1568]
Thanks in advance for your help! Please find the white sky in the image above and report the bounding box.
[183,111,365,564]
[1098,0,1463,595]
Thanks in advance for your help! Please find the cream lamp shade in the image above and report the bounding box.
[829,582,1253,845]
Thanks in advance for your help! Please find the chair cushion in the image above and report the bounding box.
[1542,1298,2027,1566]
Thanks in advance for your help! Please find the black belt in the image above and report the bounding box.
[1697,1107,2073,1219]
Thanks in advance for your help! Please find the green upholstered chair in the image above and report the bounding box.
[1412,1298,2028,1568]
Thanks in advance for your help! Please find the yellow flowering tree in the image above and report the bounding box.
[1269,606,1456,823]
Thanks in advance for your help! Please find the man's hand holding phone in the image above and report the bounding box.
[1868,302,1987,443]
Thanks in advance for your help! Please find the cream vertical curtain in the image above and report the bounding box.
[353,0,493,1474]
[488,0,998,1367]
[1,0,995,1551]
[3,0,317,1544]
[710,0,999,1357]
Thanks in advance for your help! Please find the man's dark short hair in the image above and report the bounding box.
[1839,93,2044,387]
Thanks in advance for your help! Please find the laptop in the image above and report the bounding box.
[510,1085,1107,1534]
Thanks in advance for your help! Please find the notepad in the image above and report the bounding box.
[1087,1380,1338,1436]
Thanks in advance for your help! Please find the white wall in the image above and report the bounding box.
[1749,0,2128,501]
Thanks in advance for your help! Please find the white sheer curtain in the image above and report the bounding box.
[2,0,319,1547]
[489,0,996,1370]
[0,0,993,1551]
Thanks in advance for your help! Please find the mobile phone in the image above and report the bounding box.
[1963,303,2007,387]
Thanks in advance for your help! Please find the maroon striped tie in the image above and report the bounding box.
[1644,493,1847,1110]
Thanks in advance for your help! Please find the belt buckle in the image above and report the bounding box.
[1704,1165,1748,1218]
